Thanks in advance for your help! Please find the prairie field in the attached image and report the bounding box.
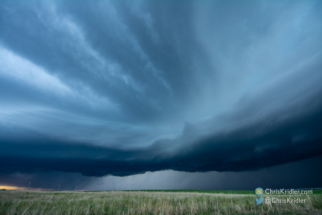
[0,190,321,215]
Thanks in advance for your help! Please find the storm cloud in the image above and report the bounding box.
[0,0,322,189]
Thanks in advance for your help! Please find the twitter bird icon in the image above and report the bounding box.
[255,197,264,205]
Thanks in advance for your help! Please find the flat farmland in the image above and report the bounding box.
[0,190,321,215]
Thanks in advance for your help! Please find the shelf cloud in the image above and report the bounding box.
[0,0,321,189]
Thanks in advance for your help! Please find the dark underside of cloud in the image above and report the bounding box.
[1,89,322,177]
[0,0,322,187]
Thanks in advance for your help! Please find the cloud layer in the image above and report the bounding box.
[0,0,322,187]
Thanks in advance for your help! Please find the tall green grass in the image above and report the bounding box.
[0,190,321,214]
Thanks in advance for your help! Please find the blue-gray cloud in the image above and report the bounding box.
[0,0,322,188]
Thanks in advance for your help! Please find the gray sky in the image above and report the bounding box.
[0,0,322,190]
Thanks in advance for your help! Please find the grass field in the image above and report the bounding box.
[0,189,321,214]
